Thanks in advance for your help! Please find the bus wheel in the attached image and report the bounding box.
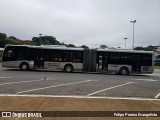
[64,64,73,73]
[119,67,129,75]
[20,63,29,71]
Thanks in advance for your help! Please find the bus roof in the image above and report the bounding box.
[5,45,84,51]
[4,45,154,54]
[97,48,154,54]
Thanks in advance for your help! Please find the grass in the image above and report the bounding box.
[154,66,160,69]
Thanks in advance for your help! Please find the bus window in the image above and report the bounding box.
[51,51,63,62]
[45,50,52,61]
[17,47,28,60]
[63,51,72,62]
[109,53,131,65]
[73,51,83,63]
[120,53,131,65]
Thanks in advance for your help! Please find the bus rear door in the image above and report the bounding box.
[132,54,141,72]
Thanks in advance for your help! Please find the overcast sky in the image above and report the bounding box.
[0,0,160,48]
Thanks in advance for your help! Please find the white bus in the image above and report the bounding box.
[1,45,154,75]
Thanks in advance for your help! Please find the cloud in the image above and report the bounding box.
[0,0,160,48]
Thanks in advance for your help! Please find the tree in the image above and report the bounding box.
[134,46,144,50]
[144,45,157,51]
[80,45,89,49]
[0,33,7,40]
[8,36,18,40]
[134,45,158,51]
[0,39,14,47]
[32,35,60,46]
[0,39,7,47]
[66,44,76,47]
[32,37,40,45]
[157,55,160,58]
[99,44,108,49]
[0,33,10,47]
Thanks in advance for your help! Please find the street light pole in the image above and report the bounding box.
[39,34,42,46]
[130,20,136,50]
[124,38,128,49]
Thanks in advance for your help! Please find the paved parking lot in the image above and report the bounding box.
[0,64,160,99]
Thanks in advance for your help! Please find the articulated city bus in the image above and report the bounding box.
[1,45,154,75]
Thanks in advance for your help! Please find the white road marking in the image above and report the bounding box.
[16,80,97,94]
[0,77,13,79]
[131,79,157,82]
[146,73,160,76]
[154,92,160,99]
[0,94,160,101]
[15,117,20,120]
[87,82,135,96]
[0,79,55,86]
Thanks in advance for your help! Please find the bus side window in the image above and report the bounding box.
[58,57,62,62]
[63,52,71,62]
[45,50,52,61]
[52,54,59,62]
[73,52,83,63]
[109,54,116,64]
[54,57,58,62]
[52,52,63,62]
[17,47,28,60]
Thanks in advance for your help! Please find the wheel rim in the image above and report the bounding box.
[66,66,72,72]
[121,68,128,75]
[22,64,27,70]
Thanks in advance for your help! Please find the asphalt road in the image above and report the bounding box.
[0,64,160,99]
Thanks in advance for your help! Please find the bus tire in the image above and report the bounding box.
[64,64,73,73]
[119,67,129,75]
[20,63,29,71]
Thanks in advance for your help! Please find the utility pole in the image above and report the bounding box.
[130,20,136,50]
[124,38,128,49]
[39,34,42,46]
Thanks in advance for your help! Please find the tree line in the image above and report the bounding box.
[0,32,159,51]
[0,33,89,48]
